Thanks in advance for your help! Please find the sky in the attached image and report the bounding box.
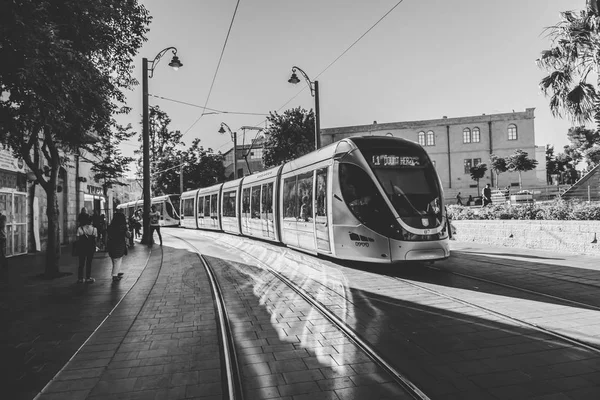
[117,0,585,166]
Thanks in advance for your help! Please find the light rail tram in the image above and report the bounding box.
[179,136,450,263]
[117,194,181,227]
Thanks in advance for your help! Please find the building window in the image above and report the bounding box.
[464,159,472,174]
[250,148,263,159]
[472,127,480,143]
[464,158,481,174]
[463,128,471,143]
[508,124,517,140]
[426,131,435,146]
[418,131,425,146]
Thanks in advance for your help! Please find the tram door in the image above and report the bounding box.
[315,168,330,252]
[0,191,27,257]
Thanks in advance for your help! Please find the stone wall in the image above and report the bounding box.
[451,220,600,256]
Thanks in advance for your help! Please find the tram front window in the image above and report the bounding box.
[365,150,443,229]
[339,163,395,236]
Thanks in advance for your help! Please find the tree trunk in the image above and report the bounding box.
[44,184,61,278]
[518,171,523,190]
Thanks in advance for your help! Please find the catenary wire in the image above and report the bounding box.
[183,0,241,137]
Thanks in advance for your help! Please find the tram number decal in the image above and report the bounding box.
[355,242,369,247]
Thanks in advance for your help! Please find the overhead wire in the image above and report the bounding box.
[183,0,242,137]
[148,94,267,116]
[167,0,406,154]
[247,0,407,131]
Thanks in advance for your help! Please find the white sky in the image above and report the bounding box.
[117,0,585,164]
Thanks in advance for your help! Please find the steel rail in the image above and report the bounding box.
[169,231,431,400]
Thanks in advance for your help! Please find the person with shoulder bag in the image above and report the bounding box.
[107,212,131,282]
[76,215,98,283]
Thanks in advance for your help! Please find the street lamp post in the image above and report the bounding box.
[218,123,237,179]
[288,66,321,150]
[141,47,182,244]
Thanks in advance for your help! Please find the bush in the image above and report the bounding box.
[446,199,600,220]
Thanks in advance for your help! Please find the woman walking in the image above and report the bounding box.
[77,214,97,283]
[107,212,131,282]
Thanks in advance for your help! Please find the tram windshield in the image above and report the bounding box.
[352,138,443,229]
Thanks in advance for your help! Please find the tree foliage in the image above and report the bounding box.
[262,107,315,168]
[537,1,600,130]
[506,149,539,189]
[469,163,488,195]
[489,154,508,187]
[135,106,184,195]
[90,124,135,213]
[184,139,225,189]
[0,0,150,277]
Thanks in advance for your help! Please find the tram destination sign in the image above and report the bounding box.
[371,154,421,167]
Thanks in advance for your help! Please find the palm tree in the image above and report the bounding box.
[537,1,600,131]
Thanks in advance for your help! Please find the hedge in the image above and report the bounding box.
[447,199,600,221]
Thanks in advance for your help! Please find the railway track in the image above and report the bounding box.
[173,232,432,400]
[168,229,600,399]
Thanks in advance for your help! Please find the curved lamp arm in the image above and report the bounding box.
[219,122,235,141]
[148,47,182,78]
[289,66,315,97]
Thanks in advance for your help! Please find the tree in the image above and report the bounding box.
[506,149,539,189]
[583,145,600,169]
[564,126,600,168]
[0,1,150,277]
[537,1,600,131]
[184,139,226,189]
[135,106,185,196]
[469,164,488,196]
[89,124,135,218]
[489,154,508,187]
[262,107,315,168]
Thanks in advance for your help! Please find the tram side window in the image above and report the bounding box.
[242,188,250,218]
[261,182,273,220]
[282,177,297,219]
[223,191,236,217]
[316,168,327,220]
[210,194,218,219]
[251,186,261,219]
[297,172,313,222]
[339,163,393,236]
[204,196,210,217]
[183,198,194,217]
[197,197,204,218]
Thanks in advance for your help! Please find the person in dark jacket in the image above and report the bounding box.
[76,214,97,283]
[77,207,88,227]
[107,212,131,282]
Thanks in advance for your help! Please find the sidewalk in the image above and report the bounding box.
[0,244,152,400]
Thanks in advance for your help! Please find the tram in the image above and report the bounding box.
[179,136,450,263]
[117,194,181,227]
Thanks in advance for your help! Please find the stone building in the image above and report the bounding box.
[321,108,547,198]
[222,137,267,179]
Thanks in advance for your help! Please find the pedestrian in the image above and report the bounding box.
[107,212,131,282]
[482,183,492,206]
[0,209,7,269]
[127,213,136,247]
[76,214,98,283]
[148,205,162,246]
[456,192,463,206]
[134,209,142,239]
[77,207,88,227]
[466,195,473,206]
